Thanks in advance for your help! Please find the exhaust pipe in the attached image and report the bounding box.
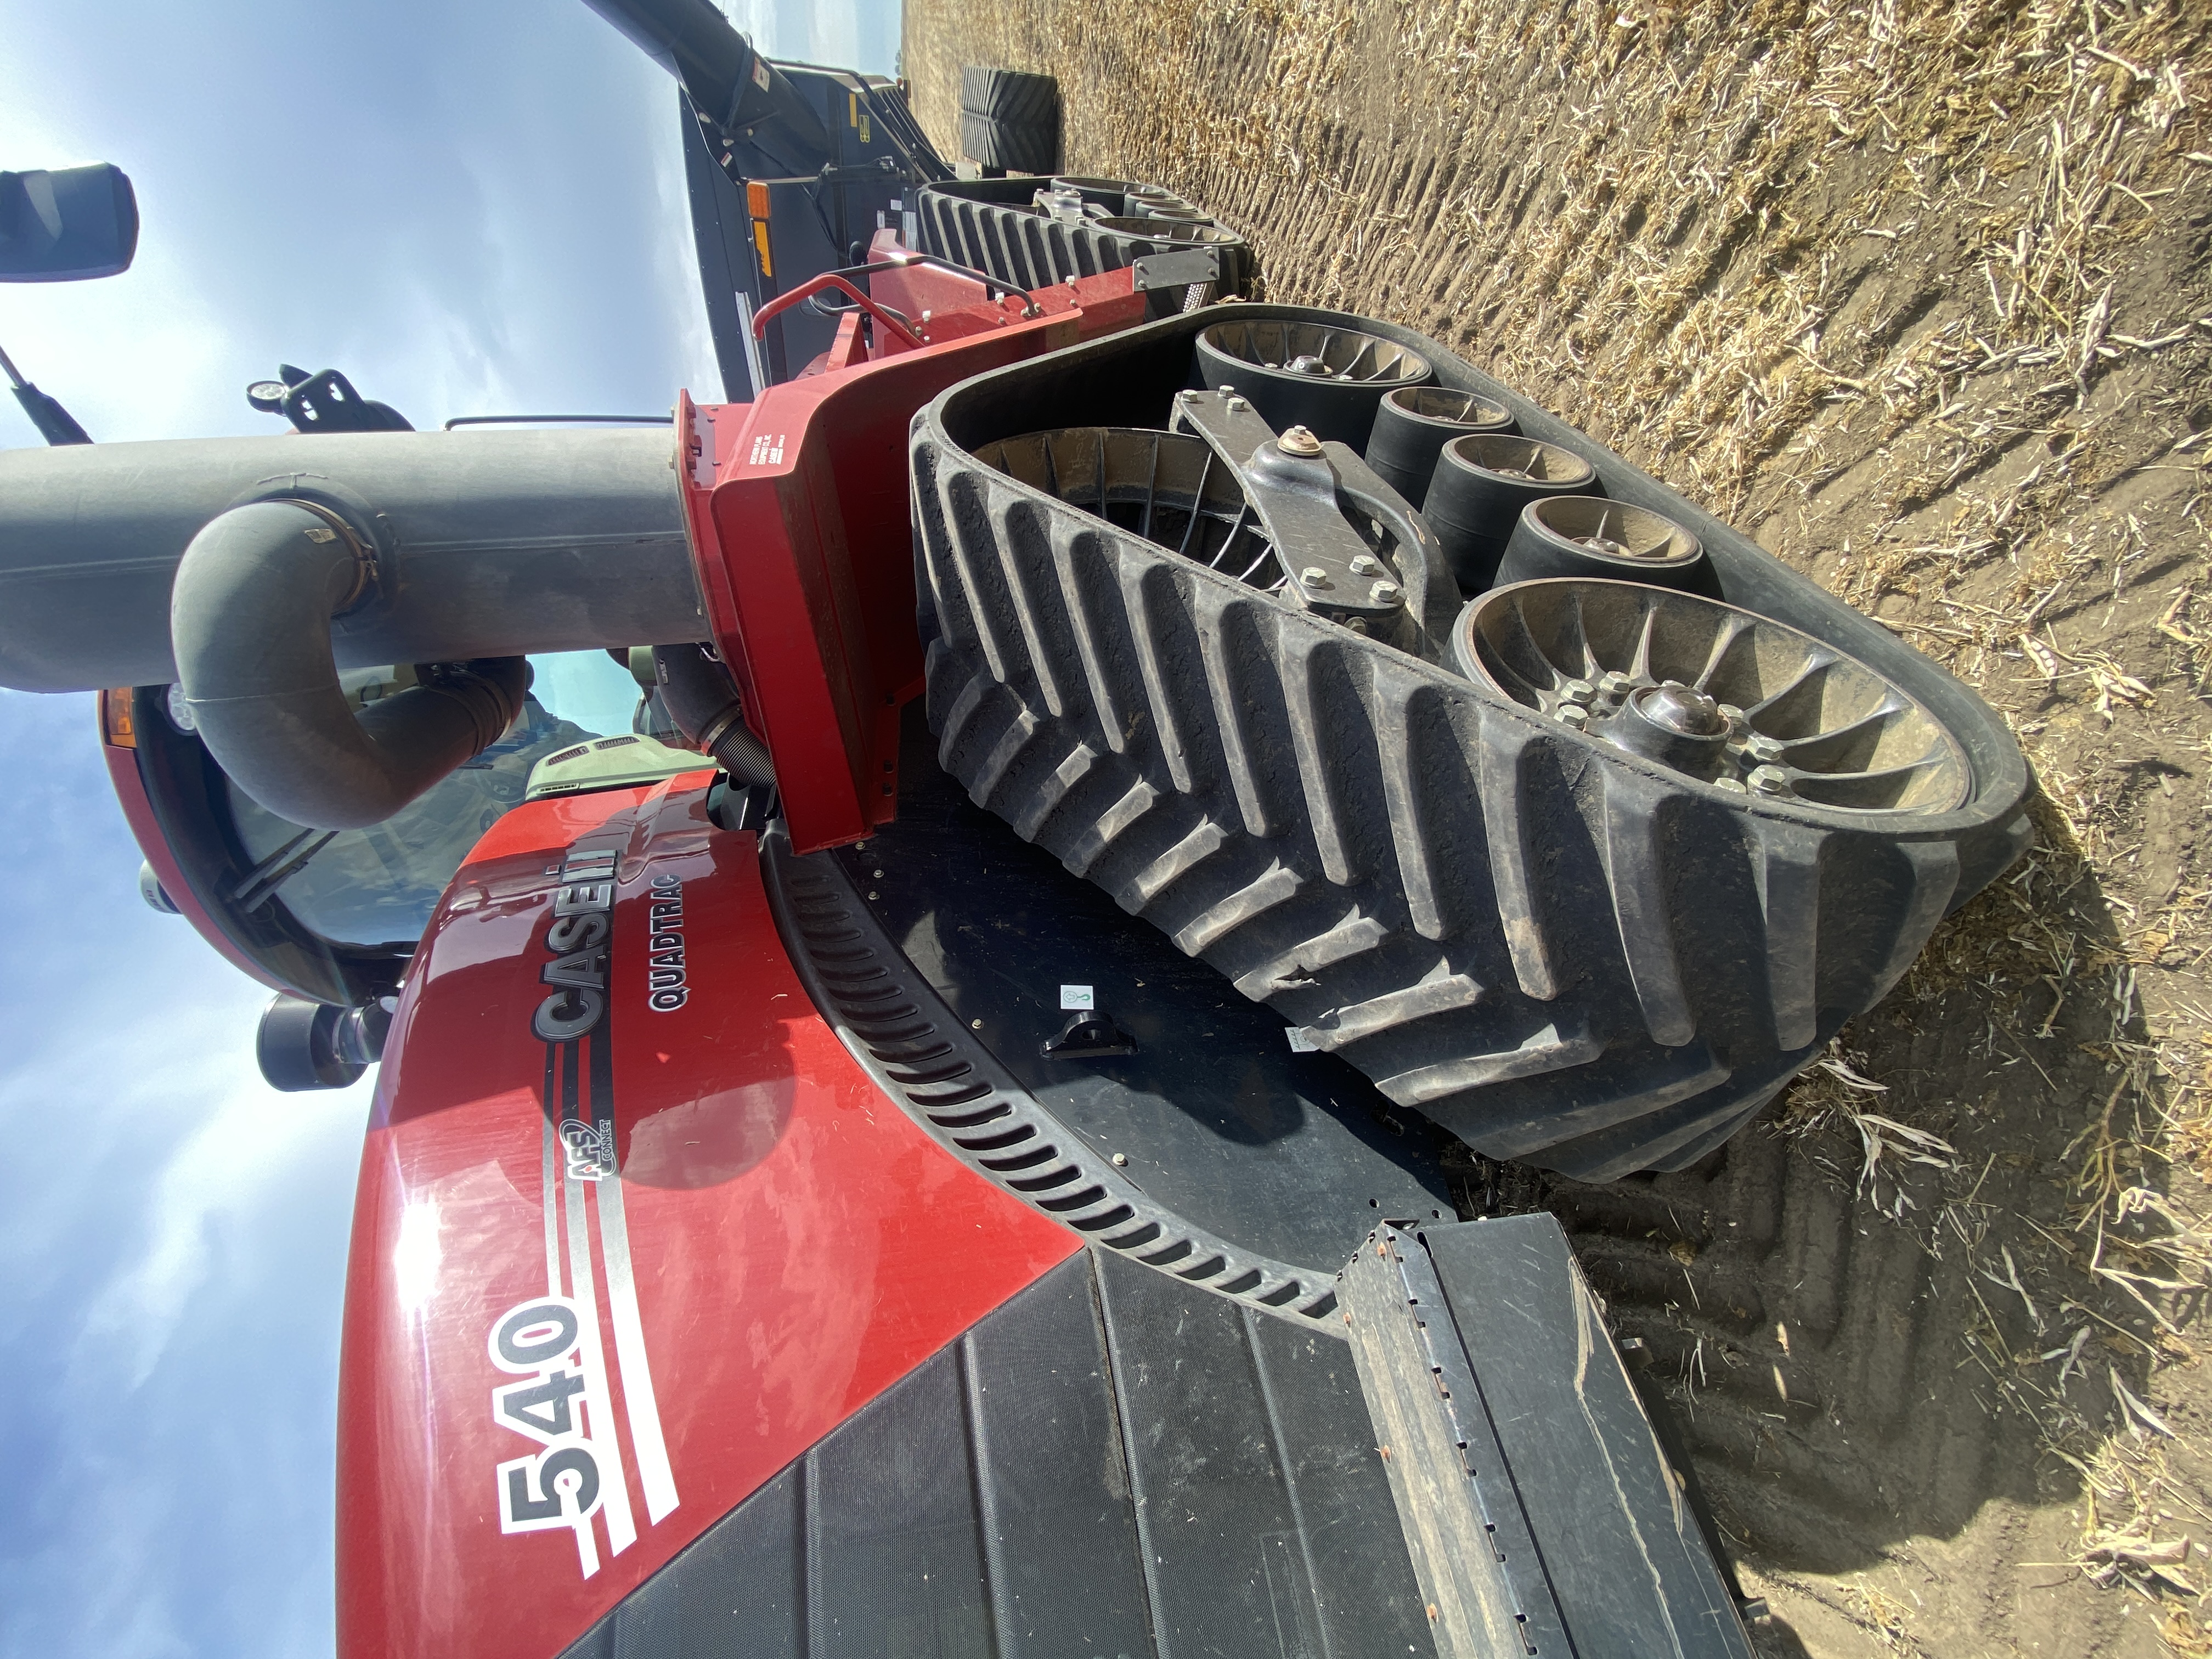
[0,425,708,822]
[170,500,528,828]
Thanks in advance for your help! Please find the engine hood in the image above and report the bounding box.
[334,775,1077,1659]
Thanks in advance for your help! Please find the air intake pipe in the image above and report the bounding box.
[0,426,708,824]
[652,643,776,786]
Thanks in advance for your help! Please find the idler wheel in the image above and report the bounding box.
[1424,434,1598,592]
[1364,386,1516,509]
[1494,496,1714,596]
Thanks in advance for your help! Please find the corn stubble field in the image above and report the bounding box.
[906,0,2212,1652]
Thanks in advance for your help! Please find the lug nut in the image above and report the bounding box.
[1369,580,1402,605]
[1718,702,1747,736]
[1299,565,1331,588]
[1348,553,1383,576]
[1746,764,1794,797]
[1714,776,1749,794]
[1742,732,1787,764]
[1278,425,1323,457]
[1558,678,1596,706]
[1597,671,1636,699]
[1555,703,1589,729]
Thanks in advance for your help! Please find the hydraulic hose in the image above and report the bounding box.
[652,643,776,786]
[171,500,527,830]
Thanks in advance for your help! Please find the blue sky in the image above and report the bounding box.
[0,3,896,1655]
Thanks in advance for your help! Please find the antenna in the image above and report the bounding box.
[0,341,93,445]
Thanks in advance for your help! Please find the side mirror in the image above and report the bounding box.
[0,163,139,282]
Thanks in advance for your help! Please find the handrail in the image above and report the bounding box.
[442,414,672,430]
[750,274,924,348]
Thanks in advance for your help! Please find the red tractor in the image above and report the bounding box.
[1,3,2028,1655]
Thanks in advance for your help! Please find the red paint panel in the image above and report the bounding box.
[337,781,1077,1659]
[680,266,1145,855]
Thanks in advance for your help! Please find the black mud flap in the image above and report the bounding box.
[1341,1215,1757,1657]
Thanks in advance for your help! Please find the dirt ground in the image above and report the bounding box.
[904,1,2212,1652]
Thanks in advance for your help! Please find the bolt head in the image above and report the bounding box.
[1555,703,1589,728]
[1743,731,1787,763]
[1278,425,1323,457]
[1717,702,1747,735]
[1348,553,1383,575]
[1299,565,1331,588]
[1746,764,1794,797]
[1558,678,1596,705]
[1597,670,1636,697]
[1226,395,1250,412]
[1178,387,1200,401]
[1369,580,1402,605]
[1110,1152,1129,1167]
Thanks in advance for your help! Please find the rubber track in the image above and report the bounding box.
[958,66,1058,127]
[915,183,1257,313]
[957,68,1058,173]
[910,432,2006,1179]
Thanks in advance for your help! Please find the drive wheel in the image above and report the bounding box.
[1194,319,1430,447]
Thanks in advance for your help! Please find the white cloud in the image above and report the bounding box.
[75,1051,369,1390]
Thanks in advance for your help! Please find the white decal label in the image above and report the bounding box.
[1059,984,1094,1011]
[646,872,689,1012]
[488,1297,613,1573]
[746,432,787,467]
[1285,1026,1322,1052]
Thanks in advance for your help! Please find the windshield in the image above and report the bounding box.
[222,650,647,950]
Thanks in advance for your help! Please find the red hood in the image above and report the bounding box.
[336,775,1077,1659]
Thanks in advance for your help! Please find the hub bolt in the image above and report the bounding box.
[1555,703,1589,729]
[1558,678,1595,706]
[1718,703,1748,736]
[1278,425,1323,457]
[1597,670,1636,699]
[1741,731,1787,764]
[1746,764,1795,798]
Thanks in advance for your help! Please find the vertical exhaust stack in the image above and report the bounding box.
[0,425,709,825]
